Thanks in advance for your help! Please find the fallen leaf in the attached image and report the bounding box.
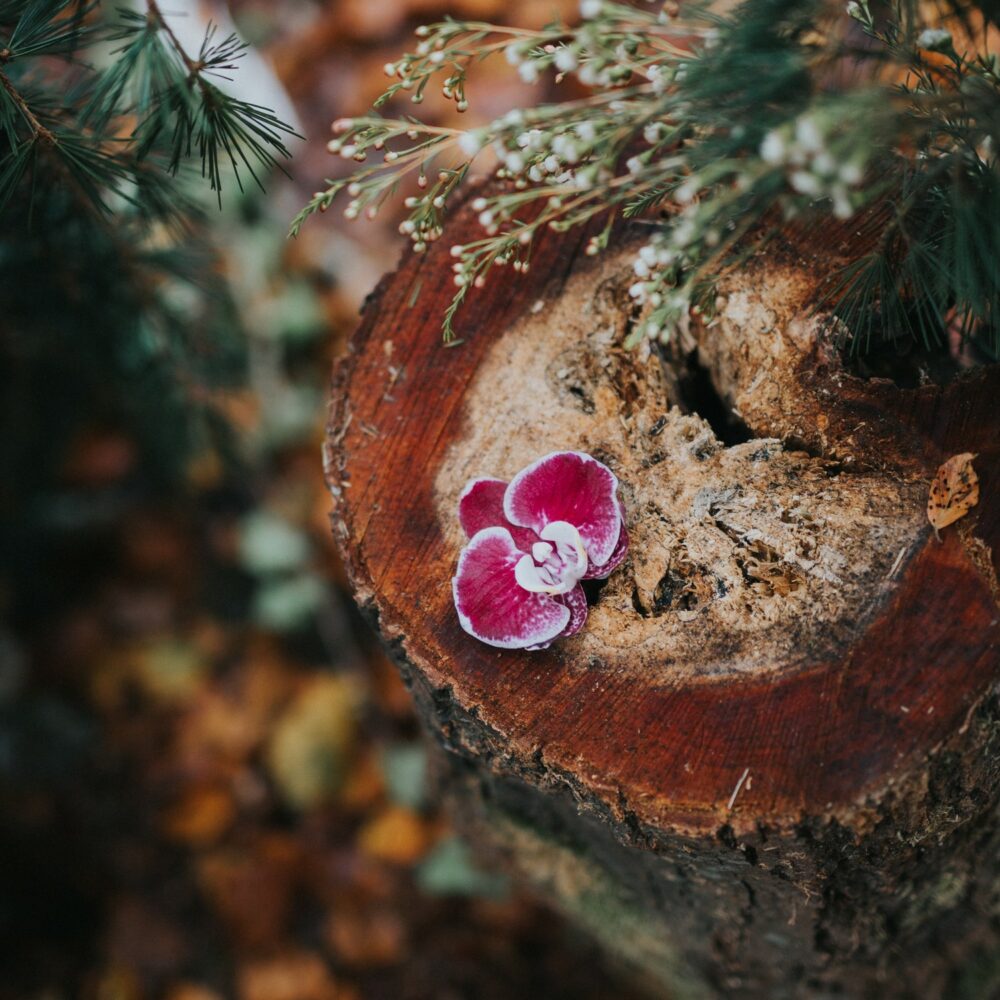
[161,784,236,845]
[266,675,360,809]
[237,950,354,1000]
[323,904,407,967]
[356,805,433,865]
[197,837,301,948]
[928,453,980,536]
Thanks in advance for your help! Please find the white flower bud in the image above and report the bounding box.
[917,28,952,50]
[789,170,822,196]
[554,47,578,72]
[505,151,525,173]
[458,131,484,157]
[813,151,836,176]
[760,131,786,165]
[839,161,864,186]
[795,116,824,153]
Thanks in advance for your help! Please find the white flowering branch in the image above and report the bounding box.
[292,0,1000,352]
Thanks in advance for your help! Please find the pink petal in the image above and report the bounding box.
[582,523,629,579]
[458,478,507,537]
[504,451,623,567]
[559,584,588,637]
[525,585,588,650]
[453,527,571,649]
[458,477,539,551]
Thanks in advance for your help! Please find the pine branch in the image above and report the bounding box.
[0,64,54,143]
[294,0,1000,354]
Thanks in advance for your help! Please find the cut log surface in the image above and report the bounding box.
[327,196,1000,998]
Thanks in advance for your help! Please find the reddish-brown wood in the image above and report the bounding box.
[327,199,1000,838]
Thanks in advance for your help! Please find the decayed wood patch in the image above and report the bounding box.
[435,246,926,682]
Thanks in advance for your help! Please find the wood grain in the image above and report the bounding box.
[327,196,1000,839]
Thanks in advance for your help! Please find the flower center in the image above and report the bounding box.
[514,521,588,595]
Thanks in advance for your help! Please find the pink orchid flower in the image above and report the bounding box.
[452,451,629,650]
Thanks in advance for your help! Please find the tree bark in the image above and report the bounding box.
[325,196,1000,999]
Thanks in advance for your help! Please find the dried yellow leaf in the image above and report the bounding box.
[927,452,979,536]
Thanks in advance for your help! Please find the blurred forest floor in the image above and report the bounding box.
[0,1,647,998]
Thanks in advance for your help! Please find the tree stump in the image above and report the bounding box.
[326,196,1000,999]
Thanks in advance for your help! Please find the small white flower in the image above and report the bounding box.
[626,156,644,174]
[633,259,650,278]
[574,122,596,142]
[554,47,578,72]
[675,180,698,204]
[813,151,836,176]
[643,122,666,144]
[519,61,540,84]
[830,186,852,219]
[795,116,824,154]
[760,131,787,165]
[505,151,525,173]
[839,161,864,186]
[458,131,484,157]
[917,28,952,50]
[505,45,523,66]
[672,219,695,246]
[580,0,602,17]
[578,63,598,86]
[789,170,822,196]
[551,135,579,163]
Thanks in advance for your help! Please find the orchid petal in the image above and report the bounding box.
[452,527,571,649]
[525,585,588,650]
[559,584,588,637]
[582,522,629,580]
[503,451,623,567]
[458,476,538,550]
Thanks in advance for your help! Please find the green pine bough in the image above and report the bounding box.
[0,0,298,499]
[293,0,1000,356]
